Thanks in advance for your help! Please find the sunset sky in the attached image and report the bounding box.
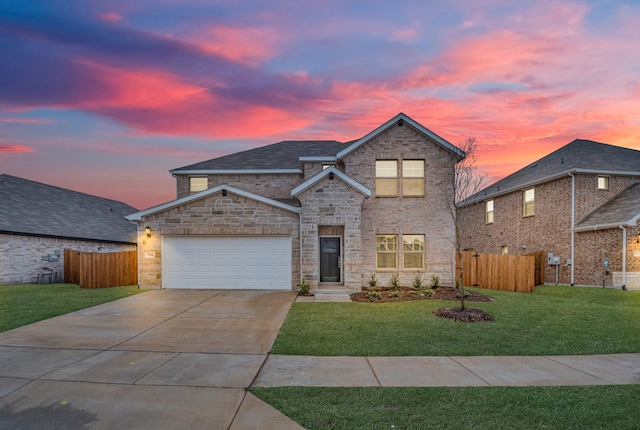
[1,0,639,209]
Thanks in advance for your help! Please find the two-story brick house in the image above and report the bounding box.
[459,140,640,289]
[127,113,465,291]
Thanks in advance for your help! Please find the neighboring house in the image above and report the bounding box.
[0,174,138,284]
[459,140,640,289]
[127,113,465,291]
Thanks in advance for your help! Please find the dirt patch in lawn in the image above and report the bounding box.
[350,287,495,323]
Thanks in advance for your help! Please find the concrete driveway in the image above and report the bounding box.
[0,289,303,430]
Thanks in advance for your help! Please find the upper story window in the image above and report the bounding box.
[376,234,398,269]
[402,160,425,196]
[189,177,208,195]
[597,176,609,190]
[523,188,535,217]
[403,234,425,269]
[485,199,494,224]
[375,160,398,196]
[501,246,509,255]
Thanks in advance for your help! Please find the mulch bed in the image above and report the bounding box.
[350,286,495,323]
[349,286,493,303]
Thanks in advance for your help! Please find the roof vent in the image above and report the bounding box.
[530,163,537,168]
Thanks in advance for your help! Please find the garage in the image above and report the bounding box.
[162,236,292,290]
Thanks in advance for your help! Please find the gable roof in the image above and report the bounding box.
[170,140,347,174]
[126,184,301,221]
[0,174,138,243]
[464,139,640,204]
[291,166,372,197]
[169,113,463,175]
[337,113,465,160]
[575,182,640,231]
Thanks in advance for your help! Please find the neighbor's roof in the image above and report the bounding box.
[0,174,138,243]
[171,140,347,174]
[463,139,640,204]
[575,182,640,231]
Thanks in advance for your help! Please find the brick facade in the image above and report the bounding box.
[343,125,457,287]
[460,173,640,287]
[0,233,135,285]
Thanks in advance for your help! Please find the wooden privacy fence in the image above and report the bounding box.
[459,251,537,293]
[64,249,137,289]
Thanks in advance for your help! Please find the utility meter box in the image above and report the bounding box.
[547,253,560,265]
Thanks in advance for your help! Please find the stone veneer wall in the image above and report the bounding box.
[0,233,135,284]
[459,173,640,286]
[296,177,366,291]
[341,124,457,287]
[136,190,300,289]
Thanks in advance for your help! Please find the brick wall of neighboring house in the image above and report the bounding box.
[0,233,135,284]
[460,173,640,286]
[136,190,300,289]
[574,225,640,289]
[296,176,367,291]
[342,124,457,287]
[175,173,303,200]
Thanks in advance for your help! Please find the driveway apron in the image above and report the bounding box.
[0,289,303,430]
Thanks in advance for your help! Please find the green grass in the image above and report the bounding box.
[0,283,146,332]
[251,385,640,430]
[271,285,640,356]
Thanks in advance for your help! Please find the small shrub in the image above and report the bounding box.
[430,275,440,289]
[456,291,470,299]
[368,273,378,287]
[389,290,403,298]
[389,273,400,289]
[412,273,423,289]
[297,276,310,295]
[366,290,382,300]
[419,287,435,297]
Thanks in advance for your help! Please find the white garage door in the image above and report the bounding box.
[162,236,292,290]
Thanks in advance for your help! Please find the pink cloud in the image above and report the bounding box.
[191,25,281,65]
[0,145,33,155]
[98,12,123,23]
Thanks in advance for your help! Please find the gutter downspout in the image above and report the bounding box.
[619,225,627,290]
[569,172,575,286]
[127,219,142,290]
[299,211,303,287]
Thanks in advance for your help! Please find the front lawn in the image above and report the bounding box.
[251,385,640,430]
[0,283,146,333]
[271,285,640,356]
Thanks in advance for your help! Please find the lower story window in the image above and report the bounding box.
[403,234,425,269]
[376,235,397,269]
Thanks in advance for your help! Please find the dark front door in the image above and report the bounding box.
[320,237,341,282]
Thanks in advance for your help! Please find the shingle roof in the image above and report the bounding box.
[0,174,138,243]
[576,182,640,230]
[171,140,347,172]
[464,139,640,204]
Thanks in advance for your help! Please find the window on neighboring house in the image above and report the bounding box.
[189,177,208,194]
[485,200,494,224]
[597,176,609,190]
[403,234,425,269]
[523,188,535,216]
[501,246,508,255]
[376,235,398,269]
[402,160,425,196]
[375,160,398,196]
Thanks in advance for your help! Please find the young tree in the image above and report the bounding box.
[445,137,486,311]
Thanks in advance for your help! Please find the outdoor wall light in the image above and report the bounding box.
[145,226,152,237]
[222,189,227,197]
[636,234,640,244]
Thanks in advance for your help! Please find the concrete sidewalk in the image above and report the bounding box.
[254,353,640,387]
